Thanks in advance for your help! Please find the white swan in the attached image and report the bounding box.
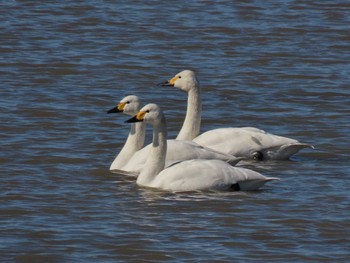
[162,70,313,160]
[108,98,242,177]
[126,103,279,192]
[107,95,146,172]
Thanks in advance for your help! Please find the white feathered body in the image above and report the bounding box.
[141,159,278,192]
[193,127,312,160]
[120,139,242,175]
[165,70,312,160]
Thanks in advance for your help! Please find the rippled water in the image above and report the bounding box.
[1,1,350,262]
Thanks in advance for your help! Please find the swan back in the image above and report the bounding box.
[151,159,278,192]
[193,127,313,160]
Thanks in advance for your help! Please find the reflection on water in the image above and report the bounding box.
[1,1,350,262]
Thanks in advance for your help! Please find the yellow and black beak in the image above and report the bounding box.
[159,75,179,86]
[125,111,147,123]
[107,102,126,114]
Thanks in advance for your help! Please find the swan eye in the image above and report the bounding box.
[178,76,181,79]
[146,110,150,113]
[126,101,130,104]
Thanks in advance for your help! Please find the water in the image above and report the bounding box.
[1,1,350,262]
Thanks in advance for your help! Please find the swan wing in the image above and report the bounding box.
[164,140,242,166]
[121,139,242,174]
[193,127,312,159]
[151,159,278,192]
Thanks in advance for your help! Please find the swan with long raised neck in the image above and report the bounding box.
[107,95,146,173]
[162,70,313,160]
[108,96,242,176]
[126,103,278,191]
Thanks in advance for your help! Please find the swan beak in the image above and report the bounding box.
[107,102,126,114]
[125,111,146,123]
[159,75,178,86]
[159,80,173,86]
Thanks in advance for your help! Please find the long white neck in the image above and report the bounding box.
[110,122,146,170]
[137,116,167,186]
[176,86,202,141]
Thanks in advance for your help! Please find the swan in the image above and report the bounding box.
[107,95,146,172]
[126,103,279,192]
[161,70,313,160]
[108,98,242,177]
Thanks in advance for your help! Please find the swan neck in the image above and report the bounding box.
[110,122,146,170]
[176,86,201,140]
[137,116,167,186]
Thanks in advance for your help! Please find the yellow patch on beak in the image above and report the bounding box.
[117,102,127,111]
[169,76,179,85]
[136,111,147,121]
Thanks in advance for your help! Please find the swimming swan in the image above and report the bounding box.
[126,103,279,192]
[107,95,146,172]
[162,70,313,160]
[108,97,242,177]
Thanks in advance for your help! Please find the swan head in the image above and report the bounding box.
[107,95,141,116]
[161,70,199,92]
[126,103,164,125]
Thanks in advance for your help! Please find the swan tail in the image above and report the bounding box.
[268,143,314,160]
[265,177,280,182]
[238,177,280,191]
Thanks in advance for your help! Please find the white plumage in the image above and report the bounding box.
[127,103,278,192]
[108,96,242,176]
[162,70,313,160]
[121,140,242,175]
[107,95,146,172]
[193,127,312,160]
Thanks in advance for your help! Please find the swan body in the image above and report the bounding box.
[193,127,312,160]
[126,103,278,192]
[120,139,243,174]
[146,159,277,192]
[107,95,146,171]
[163,70,313,160]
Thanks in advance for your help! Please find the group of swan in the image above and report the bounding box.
[107,70,312,192]
[107,96,242,176]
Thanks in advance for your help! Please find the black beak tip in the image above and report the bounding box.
[107,107,121,114]
[125,116,141,123]
[158,81,173,87]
